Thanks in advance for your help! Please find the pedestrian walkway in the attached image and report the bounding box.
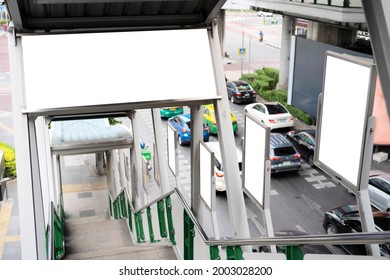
[0,180,21,260]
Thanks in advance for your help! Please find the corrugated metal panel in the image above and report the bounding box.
[51,118,133,150]
[5,0,226,32]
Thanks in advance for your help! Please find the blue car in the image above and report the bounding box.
[168,114,210,146]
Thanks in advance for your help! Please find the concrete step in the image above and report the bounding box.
[63,243,176,260]
[63,218,176,260]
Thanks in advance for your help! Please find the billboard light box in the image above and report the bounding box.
[242,113,270,209]
[315,51,376,191]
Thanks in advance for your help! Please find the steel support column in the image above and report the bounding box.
[129,111,147,209]
[151,108,171,195]
[190,105,203,216]
[208,20,251,247]
[9,33,46,259]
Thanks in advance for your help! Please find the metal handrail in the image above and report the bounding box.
[47,201,55,260]
[133,189,176,214]
[175,187,390,247]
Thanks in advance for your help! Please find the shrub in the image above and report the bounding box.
[252,80,270,95]
[262,89,287,103]
[240,73,257,83]
[263,67,279,88]
[282,103,313,125]
[0,142,17,178]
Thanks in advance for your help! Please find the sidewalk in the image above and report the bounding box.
[0,179,21,259]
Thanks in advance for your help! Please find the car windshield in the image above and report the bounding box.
[369,177,390,195]
[274,147,296,156]
[265,104,288,114]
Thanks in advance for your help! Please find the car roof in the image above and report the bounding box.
[232,81,249,86]
[180,114,191,122]
[270,133,294,148]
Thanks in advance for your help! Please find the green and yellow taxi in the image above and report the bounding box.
[202,104,238,135]
[160,107,184,118]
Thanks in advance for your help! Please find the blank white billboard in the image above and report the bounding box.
[167,123,177,176]
[316,52,375,189]
[243,114,269,208]
[21,29,218,111]
[200,143,214,210]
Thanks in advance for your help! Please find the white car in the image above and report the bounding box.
[204,141,242,192]
[244,102,294,130]
[368,170,390,212]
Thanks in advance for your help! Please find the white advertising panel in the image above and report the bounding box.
[200,142,214,210]
[21,29,217,111]
[243,114,269,208]
[316,52,375,189]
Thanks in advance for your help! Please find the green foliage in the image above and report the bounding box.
[252,80,270,95]
[240,73,257,83]
[108,118,122,125]
[262,67,279,88]
[282,102,313,125]
[0,142,17,178]
[261,89,288,103]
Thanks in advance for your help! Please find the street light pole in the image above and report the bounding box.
[241,31,244,76]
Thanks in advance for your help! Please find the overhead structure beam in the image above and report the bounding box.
[361,0,390,122]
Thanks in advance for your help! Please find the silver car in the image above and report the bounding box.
[368,170,390,212]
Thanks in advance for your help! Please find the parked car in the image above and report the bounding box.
[368,170,390,212]
[286,129,316,167]
[167,114,210,146]
[204,141,242,192]
[226,80,257,104]
[203,104,238,135]
[323,205,390,256]
[160,107,184,118]
[244,102,294,130]
[269,133,301,173]
[240,133,301,173]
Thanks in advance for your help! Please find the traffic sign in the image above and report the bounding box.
[238,47,246,56]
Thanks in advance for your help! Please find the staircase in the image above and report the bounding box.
[60,155,175,260]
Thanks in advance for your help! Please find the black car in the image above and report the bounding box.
[286,129,316,167]
[323,205,390,256]
[226,80,257,104]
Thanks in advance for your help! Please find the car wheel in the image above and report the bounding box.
[387,208,390,212]
[308,155,314,167]
[326,224,337,235]
[230,95,235,104]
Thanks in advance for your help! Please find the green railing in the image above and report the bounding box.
[107,186,390,260]
[107,187,176,245]
[46,201,65,260]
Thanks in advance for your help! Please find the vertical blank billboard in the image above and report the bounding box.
[199,143,214,210]
[167,123,178,176]
[316,51,376,190]
[242,114,270,208]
